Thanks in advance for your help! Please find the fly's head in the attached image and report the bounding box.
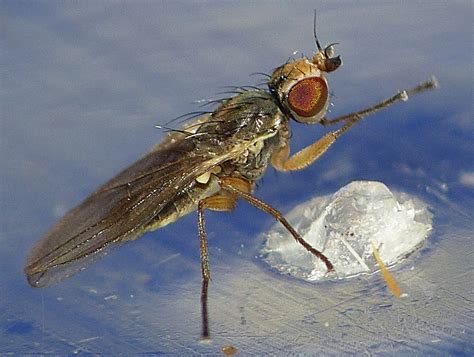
[268,44,341,124]
[268,13,342,125]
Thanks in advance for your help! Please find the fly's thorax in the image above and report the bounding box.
[198,91,285,145]
[230,111,289,181]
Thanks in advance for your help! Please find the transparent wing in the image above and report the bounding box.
[24,136,239,287]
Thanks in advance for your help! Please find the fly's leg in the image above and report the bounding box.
[198,195,238,282]
[321,76,437,127]
[371,242,401,298]
[272,113,366,171]
[272,77,438,171]
[219,177,334,272]
[271,133,336,171]
[197,191,243,339]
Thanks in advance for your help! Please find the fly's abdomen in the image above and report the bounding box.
[144,175,221,232]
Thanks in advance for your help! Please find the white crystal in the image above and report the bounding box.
[261,181,432,281]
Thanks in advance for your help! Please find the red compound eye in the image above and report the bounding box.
[287,77,328,121]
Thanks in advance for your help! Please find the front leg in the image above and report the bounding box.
[272,77,438,172]
[321,76,438,127]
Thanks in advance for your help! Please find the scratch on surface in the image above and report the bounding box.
[157,253,181,266]
[77,336,101,344]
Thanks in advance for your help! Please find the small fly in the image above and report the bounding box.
[25,12,437,339]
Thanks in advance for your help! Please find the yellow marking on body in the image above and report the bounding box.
[196,166,222,184]
[196,172,211,184]
[371,242,402,298]
[210,165,222,174]
[249,139,265,155]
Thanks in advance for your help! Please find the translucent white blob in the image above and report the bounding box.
[260,181,432,281]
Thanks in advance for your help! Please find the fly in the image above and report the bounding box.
[24,12,438,339]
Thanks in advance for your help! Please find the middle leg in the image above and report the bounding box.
[197,188,247,339]
[219,177,334,272]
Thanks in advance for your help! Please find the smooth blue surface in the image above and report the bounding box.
[1,1,472,355]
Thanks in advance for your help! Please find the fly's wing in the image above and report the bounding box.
[25,135,242,288]
[25,90,280,288]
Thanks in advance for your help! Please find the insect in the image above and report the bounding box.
[25,12,437,339]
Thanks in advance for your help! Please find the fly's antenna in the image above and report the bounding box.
[324,42,339,58]
[313,9,323,52]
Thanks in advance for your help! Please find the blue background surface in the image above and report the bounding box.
[1,1,472,355]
